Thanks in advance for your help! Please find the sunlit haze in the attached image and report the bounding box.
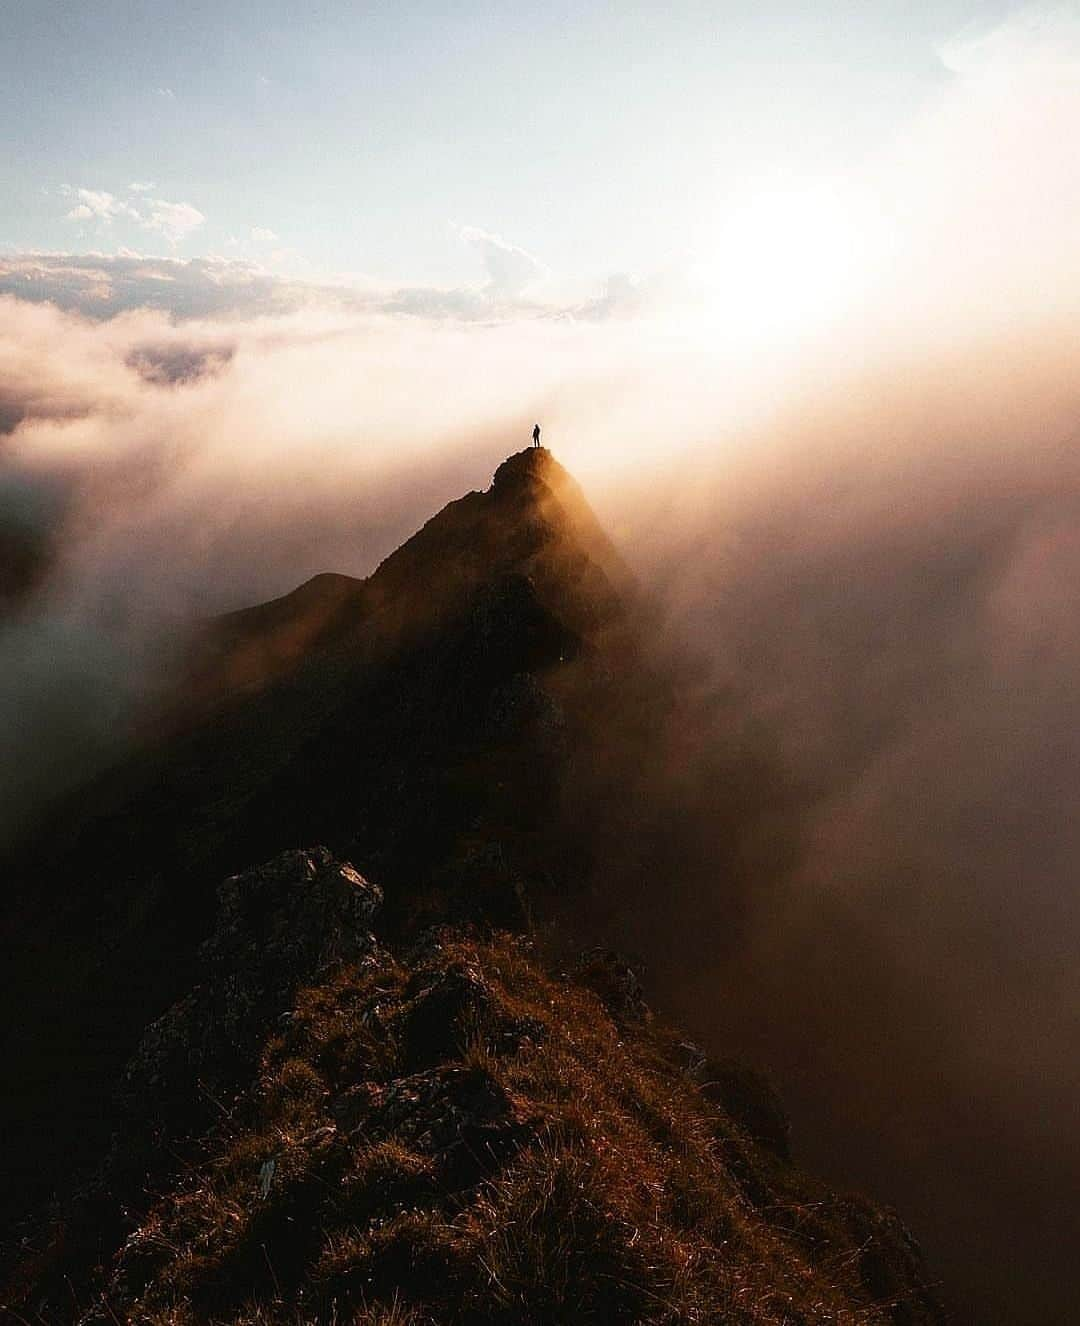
[5,2,1074,331]
[4,5,1080,1324]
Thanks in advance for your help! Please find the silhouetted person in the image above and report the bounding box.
[532,423,541,448]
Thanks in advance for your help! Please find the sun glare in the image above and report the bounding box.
[690,180,875,343]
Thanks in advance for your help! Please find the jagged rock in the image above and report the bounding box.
[396,955,544,1071]
[471,573,576,662]
[121,847,381,1133]
[5,923,946,1325]
[376,1063,530,1185]
[397,958,496,1070]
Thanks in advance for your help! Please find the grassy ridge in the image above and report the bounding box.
[9,900,941,1324]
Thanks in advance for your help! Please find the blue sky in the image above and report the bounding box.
[0,1,1020,292]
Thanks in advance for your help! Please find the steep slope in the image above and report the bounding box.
[1,447,947,1323]
[0,448,633,1228]
[6,849,943,1325]
[180,445,628,713]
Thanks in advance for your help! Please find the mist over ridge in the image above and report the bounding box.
[5,12,1080,1317]
[4,283,1080,1319]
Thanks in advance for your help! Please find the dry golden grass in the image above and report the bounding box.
[5,931,940,1325]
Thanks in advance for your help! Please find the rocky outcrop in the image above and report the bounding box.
[122,848,382,1136]
[5,850,945,1326]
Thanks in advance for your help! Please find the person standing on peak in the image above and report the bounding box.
[532,422,541,448]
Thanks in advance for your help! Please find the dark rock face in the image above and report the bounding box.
[0,448,619,1222]
[396,958,497,1070]
[122,848,382,1135]
[375,1064,531,1188]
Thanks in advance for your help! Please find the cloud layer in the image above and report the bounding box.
[606,335,1080,1324]
[0,249,580,323]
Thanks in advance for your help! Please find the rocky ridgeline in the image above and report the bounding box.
[2,451,947,1323]
[7,847,943,1325]
[121,848,384,1139]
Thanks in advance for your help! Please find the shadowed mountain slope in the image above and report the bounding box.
[2,448,946,1322]
[2,448,629,1223]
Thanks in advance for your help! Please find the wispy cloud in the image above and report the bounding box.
[250,226,279,243]
[142,198,205,245]
[459,225,545,299]
[64,188,139,225]
[61,188,205,247]
[155,86,176,100]
[128,181,156,194]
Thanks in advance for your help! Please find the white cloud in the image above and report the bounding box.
[142,199,206,245]
[459,225,545,299]
[0,247,634,325]
[155,86,176,100]
[64,188,138,225]
[0,252,288,319]
[128,181,156,194]
[61,187,205,247]
[250,227,279,243]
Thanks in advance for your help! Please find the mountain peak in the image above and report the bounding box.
[184,447,627,711]
[1,443,947,1326]
[491,443,556,489]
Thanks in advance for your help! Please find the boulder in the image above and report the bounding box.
[121,847,381,1134]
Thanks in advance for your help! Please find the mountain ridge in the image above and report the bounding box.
[6,845,945,1325]
[181,447,628,715]
[2,447,948,1323]
[0,447,636,1228]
